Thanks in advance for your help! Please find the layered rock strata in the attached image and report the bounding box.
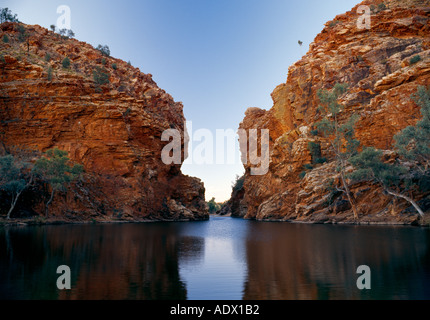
[0,22,208,221]
[224,0,430,224]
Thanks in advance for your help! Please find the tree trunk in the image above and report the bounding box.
[340,171,359,220]
[45,189,55,217]
[6,190,22,220]
[6,175,33,220]
[385,189,424,217]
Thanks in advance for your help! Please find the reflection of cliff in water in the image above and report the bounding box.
[243,223,430,300]
[0,223,201,300]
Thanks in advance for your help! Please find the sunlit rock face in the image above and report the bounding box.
[0,22,208,221]
[226,0,430,223]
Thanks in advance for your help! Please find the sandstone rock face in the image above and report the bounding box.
[0,22,208,221]
[226,0,430,224]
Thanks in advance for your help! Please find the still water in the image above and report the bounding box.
[1,216,429,300]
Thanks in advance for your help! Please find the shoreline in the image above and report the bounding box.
[0,216,210,227]
[206,213,429,227]
[1,214,428,228]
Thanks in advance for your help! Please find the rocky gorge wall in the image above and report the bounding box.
[223,0,430,224]
[0,22,208,221]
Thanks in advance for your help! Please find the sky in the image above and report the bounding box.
[3,0,360,202]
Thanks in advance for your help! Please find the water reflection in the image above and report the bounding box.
[0,218,429,300]
[0,224,190,300]
[177,217,247,300]
[243,223,430,300]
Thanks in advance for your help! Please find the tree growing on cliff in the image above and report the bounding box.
[47,65,53,81]
[315,83,361,219]
[93,66,110,92]
[395,86,430,172]
[62,57,70,69]
[232,174,245,192]
[96,44,110,57]
[33,148,83,216]
[17,24,31,54]
[0,8,19,23]
[349,147,425,217]
[0,155,34,219]
[350,86,430,218]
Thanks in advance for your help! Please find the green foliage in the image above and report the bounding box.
[315,157,327,164]
[350,87,430,217]
[45,52,51,62]
[349,147,405,188]
[378,3,387,11]
[232,175,245,192]
[370,3,387,13]
[300,162,314,179]
[310,129,319,136]
[47,66,53,81]
[34,148,83,193]
[112,63,117,70]
[0,155,26,195]
[299,171,307,179]
[207,197,221,214]
[308,141,327,164]
[315,83,360,158]
[2,34,9,43]
[58,28,67,39]
[324,178,342,206]
[395,86,430,168]
[66,29,75,38]
[62,57,70,69]
[0,154,33,219]
[49,25,56,32]
[93,66,110,90]
[96,44,110,57]
[58,29,75,39]
[315,83,360,218]
[329,20,340,28]
[410,55,421,65]
[123,107,132,117]
[0,7,19,23]
[17,24,28,43]
[304,163,314,171]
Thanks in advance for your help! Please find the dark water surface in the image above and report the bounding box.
[1,216,429,300]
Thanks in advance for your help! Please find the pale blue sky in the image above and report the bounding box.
[3,0,360,201]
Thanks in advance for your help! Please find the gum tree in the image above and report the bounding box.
[350,86,430,218]
[0,154,34,219]
[33,148,83,216]
[0,7,19,23]
[96,44,110,57]
[395,86,430,173]
[315,83,361,219]
[349,147,424,217]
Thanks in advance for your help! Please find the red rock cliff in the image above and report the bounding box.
[0,22,208,221]
[225,0,430,224]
